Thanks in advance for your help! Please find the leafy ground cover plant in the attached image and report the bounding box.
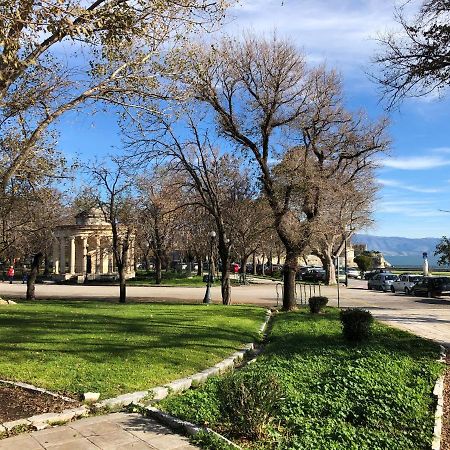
[160,308,443,449]
[0,301,265,398]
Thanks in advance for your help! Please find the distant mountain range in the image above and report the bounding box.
[352,234,443,267]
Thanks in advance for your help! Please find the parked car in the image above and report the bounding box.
[346,268,361,279]
[411,277,450,298]
[302,268,327,283]
[368,273,398,292]
[391,274,423,294]
[296,266,321,281]
[364,268,391,280]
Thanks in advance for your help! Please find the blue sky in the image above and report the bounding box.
[55,0,450,238]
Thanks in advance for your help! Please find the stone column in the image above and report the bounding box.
[102,242,109,274]
[82,237,88,275]
[95,236,101,275]
[53,238,60,274]
[59,237,66,275]
[69,237,76,275]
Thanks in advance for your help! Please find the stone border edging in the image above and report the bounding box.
[433,345,447,450]
[0,308,272,438]
[0,379,77,403]
[145,405,241,449]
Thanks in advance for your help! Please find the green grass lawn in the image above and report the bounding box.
[161,308,443,450]
[0,301,265,398]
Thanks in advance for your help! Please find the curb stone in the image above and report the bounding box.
[2,418,31,432]
[0,379,76,403]
[145,405,241,449]
[432,346,447,450]
[0,309,272,440]
[433,376,444,450]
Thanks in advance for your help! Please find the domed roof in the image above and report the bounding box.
[75,208,108,226]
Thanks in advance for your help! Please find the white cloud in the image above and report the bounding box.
[226,0,422,71]
[377,178,443,193]
[380,156,450,170]
[432,147,450,155]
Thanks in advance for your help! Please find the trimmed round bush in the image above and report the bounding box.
[308,296,329,314]
[218,370,283,439]
[340,308,373,342]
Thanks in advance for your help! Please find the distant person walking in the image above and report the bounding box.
[7,266,14,284]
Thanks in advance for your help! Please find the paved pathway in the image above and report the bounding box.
[0,413,198,450]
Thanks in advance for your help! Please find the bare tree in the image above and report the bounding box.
[136,170,182,284]
[86,158,135,303]
[229,197,272,280]
[182,34,389,309]
[132,114,249,305]
[375,1,450,105]
[0,1,227,195]
[311,168,377,285]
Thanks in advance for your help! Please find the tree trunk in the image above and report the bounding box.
[324,253,337,285]
[283,250,298,311]
[221,267,231,305]
[26,252,43,301]
[155,256,162,284]
[261,253,266,275]
[43,253,50,276]
[240,254,249,283]
[240,255,249,274]
[197,257,203,276]
[218,241,231,305]
[318,246,337,285]
[143,254,149,271]
[119,267,126,303]
[252,252,257,275]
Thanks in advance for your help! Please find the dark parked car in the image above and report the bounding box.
[411,277,450,298]
[302,268,326,283]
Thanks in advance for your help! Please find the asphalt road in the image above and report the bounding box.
[0,279,449,347]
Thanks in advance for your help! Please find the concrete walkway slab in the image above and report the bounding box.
[0,413,199,450]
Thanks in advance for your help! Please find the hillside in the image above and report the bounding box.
[352,234,442,266]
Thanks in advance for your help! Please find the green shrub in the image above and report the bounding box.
[218,370,283,439]
[308,296,328,314]
[340,308,373,342]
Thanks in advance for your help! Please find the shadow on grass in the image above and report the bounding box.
[0,303,264,366]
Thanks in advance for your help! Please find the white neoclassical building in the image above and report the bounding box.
[53,209,135,281]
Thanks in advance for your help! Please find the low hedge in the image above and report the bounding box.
[340,308,373,342]
[308,296,329,314]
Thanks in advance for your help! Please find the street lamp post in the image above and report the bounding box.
[203,231,216,304]
[344,237,348,287]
